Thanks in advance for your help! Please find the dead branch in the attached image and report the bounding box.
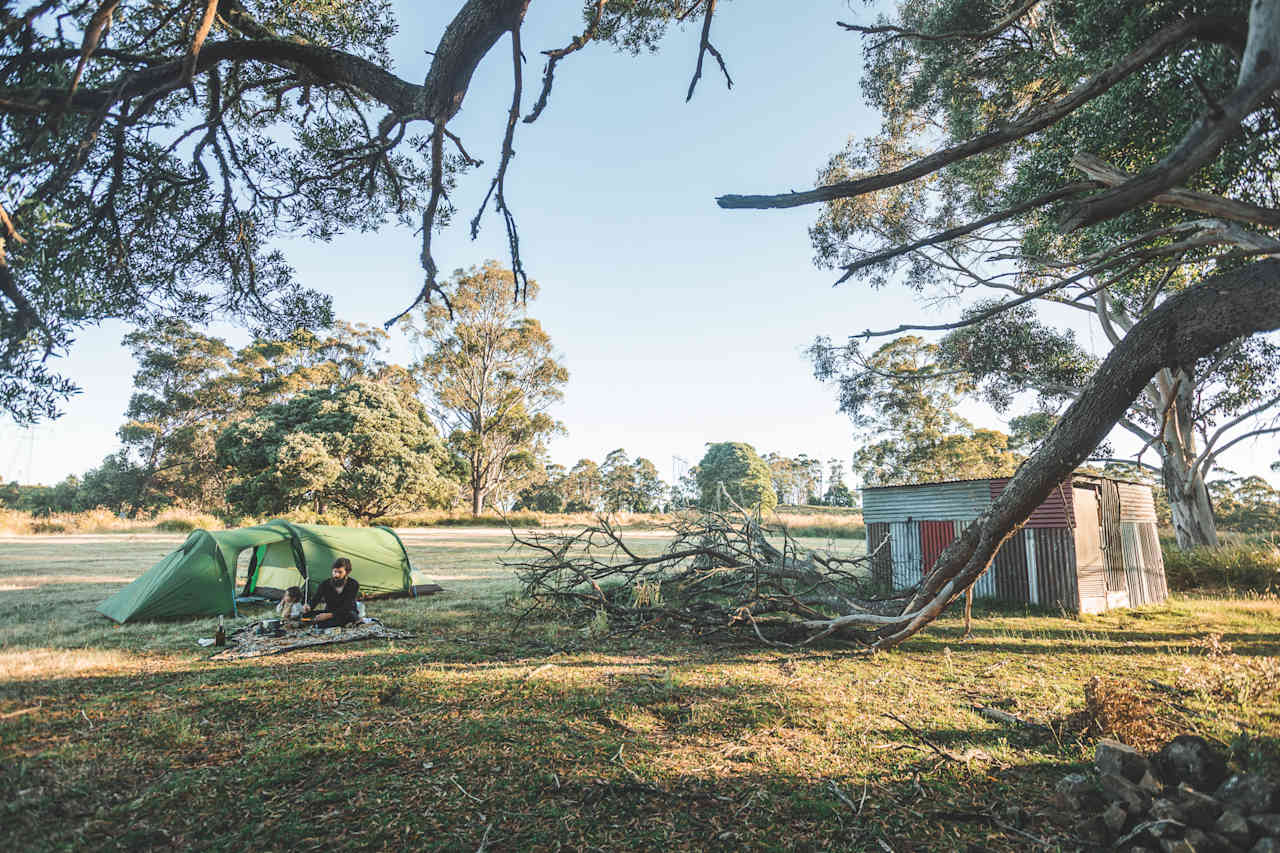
[686,0,732,102]
[1069,152,1280,228]
[524,0,605,123]
[508,501,888,646]
[181,0,220,85]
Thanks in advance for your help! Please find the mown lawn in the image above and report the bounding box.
[1,530,1277,851]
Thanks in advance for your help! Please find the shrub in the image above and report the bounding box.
[1162,541,1280,593]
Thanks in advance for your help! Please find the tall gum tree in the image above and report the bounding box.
[796,0,1280,548]
[406,261,567,516]
[716,0,1280,645]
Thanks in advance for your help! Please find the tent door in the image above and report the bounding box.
[241,545,266,596]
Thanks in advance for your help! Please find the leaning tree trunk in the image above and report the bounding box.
[809,260,1280,650]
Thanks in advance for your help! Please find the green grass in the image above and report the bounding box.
[1,530,1277,851]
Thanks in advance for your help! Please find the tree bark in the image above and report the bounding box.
[1164,451,1219,548]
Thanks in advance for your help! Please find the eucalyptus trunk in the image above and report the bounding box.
[1155,369,1219,549]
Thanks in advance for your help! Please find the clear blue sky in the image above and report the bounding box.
[4,2,1278,489]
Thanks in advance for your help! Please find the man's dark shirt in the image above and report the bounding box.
[312,577,360,620]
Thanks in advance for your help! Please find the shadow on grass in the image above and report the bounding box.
[0,646,1101,853]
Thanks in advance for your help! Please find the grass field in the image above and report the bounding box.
[1,530,1278,851]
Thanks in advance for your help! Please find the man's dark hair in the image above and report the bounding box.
[285,586,302,600]
[333,558,353,572]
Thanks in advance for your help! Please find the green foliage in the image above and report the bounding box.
[1162,541,1280,593]
[1209,476,1280,534]
[217,377,452,519]
[811,335,1018,485]
[106,319,391,515]
[695,442,777,513]
[808,0,1280,545]
[407,262,568,515]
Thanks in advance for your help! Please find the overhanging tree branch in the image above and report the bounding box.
[715,16,1245,210]
[1060,2,1280,231]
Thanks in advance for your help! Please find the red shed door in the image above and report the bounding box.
[919,520,955,574]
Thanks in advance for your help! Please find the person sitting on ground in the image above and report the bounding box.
[276,586,304,621]
[302,559,360,628]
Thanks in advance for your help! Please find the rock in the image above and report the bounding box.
[1103,772,1155,813]
[1183,828,1234,853]
[1153,798,1191,825]
[1075,814,1111,845]
[1055,772,1099,811]
[1100,738,1155,782]
[1141,770,1169,794]
[1250,839,1280,853]
[1161,840,1197,853]
[1218,775,1280,816]
[1247,814,1280,837]
[1217,811,1254,847]
[1157,736,1228,793]
[1104,801,1130,834]
[1177,784,1226,828]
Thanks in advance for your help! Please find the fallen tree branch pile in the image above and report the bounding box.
[508,505,895,646]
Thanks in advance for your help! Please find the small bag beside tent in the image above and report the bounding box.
[97,520,416,624]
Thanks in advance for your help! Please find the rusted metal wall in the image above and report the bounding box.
[990,528,1030,603]
[1034,527,1080,610]
[988,477,1075,528]
[862,480,992,523]
[919,520,954,573]
[867,522,892,591]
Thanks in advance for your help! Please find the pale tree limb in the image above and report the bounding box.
[181,0,220,85]
[1070,152,1280,227]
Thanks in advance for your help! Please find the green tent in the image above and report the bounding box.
[97,520,415,623]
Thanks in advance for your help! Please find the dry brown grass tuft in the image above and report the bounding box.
[1068,676,1180,751]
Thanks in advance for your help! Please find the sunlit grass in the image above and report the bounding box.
[0,534,1276,851]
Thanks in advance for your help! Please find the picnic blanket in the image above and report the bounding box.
[210,619,412,660]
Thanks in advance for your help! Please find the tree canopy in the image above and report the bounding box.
[795,0,1280,547]
[0,0,730,422]
[696,441,777,514]
[217,375,452,518]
